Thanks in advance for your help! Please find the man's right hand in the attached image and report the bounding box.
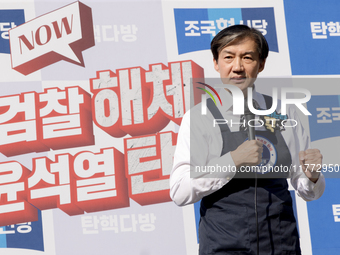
[230,140,263,169]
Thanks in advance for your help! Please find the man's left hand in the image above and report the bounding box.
[299,149,323,183]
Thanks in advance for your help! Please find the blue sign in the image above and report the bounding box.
[174,8,278,55]
[0,9,25,54]
[307,178,340,255]
[307,95,340,141]
[284,0,340,75]
[0,210,44,251]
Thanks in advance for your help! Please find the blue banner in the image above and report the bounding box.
[0,210,44,251]
[174,8,278,55]
[284,0,340,75]
[307,95,340,141]
[0,10,25,54]
[307,179,340,254]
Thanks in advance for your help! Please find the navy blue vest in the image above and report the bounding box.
[198,97,301,255]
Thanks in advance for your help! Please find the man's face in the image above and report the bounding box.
[213,37,265,96]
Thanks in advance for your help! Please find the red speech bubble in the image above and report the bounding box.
[9,1,95,75]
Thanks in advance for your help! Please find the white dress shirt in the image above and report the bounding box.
[170,88,325,206]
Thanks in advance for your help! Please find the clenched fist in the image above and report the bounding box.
[231,140,263,169]
[299,149,323,183]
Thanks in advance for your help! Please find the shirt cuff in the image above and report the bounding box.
[300,173,325,200]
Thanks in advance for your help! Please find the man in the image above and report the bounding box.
[170,25,325,255]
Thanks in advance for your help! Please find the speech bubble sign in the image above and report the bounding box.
[9,1,94,75]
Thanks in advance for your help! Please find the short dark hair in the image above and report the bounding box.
[211,24,269,62]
